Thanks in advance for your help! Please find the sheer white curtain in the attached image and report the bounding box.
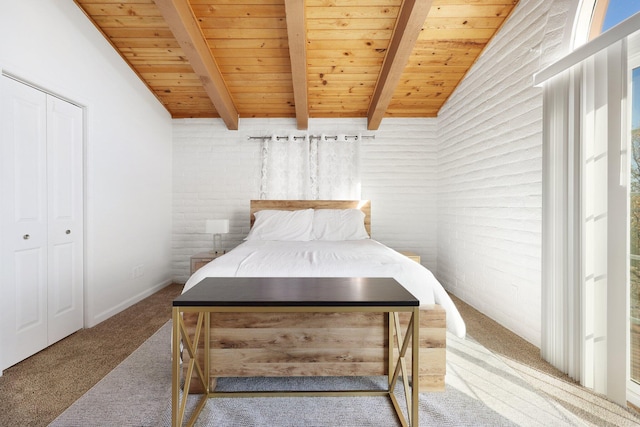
[260,134,361,200]
[539,35,629,405]
[260,135,310,200]
[314,134,361,199]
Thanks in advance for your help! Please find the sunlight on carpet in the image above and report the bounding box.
[50,321,586,427]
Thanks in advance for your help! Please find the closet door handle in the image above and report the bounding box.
[23,234,30,240]
[66,230,71,235]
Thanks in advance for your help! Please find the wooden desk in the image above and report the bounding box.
[172,277,419,427]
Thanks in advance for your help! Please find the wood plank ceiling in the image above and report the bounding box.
[74,0,518,130]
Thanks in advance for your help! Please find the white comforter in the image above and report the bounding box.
[183,239,466,338]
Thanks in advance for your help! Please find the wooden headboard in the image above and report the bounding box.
[250,200,371,235]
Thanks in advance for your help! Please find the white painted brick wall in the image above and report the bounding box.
[172,117,439,283]
[172,118,262,282]
[436,0,574,346]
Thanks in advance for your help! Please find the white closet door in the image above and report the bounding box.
[1,76,83,371]
[1,76,49,368]
[46,95,83,344]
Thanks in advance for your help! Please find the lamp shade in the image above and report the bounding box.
[205,219,229,234]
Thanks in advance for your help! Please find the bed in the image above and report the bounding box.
[181,200,466,393]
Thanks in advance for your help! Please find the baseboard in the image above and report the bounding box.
[87,279,173,328]
[628,382,640,410]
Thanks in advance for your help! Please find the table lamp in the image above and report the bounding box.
[205,219,229,254]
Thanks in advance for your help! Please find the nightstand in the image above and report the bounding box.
[191,250,226,274]
[398,250,421,263]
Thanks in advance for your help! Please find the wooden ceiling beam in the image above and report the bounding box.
[154,0,239,129]
[284,0,309,130]
[366,0,434,130]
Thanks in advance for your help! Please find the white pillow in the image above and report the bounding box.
[312,209,370,240]
[245,209,314,241]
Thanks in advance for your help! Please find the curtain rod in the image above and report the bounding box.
[247,134,375,141]
[533,12,640,86]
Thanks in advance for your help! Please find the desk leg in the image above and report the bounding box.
[205,311,210,394]
[412,307,419,427]
[388,312,394,389]
[389,310,418,427]
[171,307,181,427]
[172,310,208,427]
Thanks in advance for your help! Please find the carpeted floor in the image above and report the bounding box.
[48,322,585,426]
[0,283,183,427]
[0,283,639,426]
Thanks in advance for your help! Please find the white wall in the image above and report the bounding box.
[436,0,574,346]
[0,1,174,327]
[172,117,439,283]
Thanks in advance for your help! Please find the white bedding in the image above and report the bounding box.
[183,239,466,338]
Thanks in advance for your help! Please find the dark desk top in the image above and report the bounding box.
[173,277,418,307]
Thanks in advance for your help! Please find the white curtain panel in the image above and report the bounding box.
[260,135,310,200]
[315,134,361,200]
[540,38,628,405]
[260,134,361,200]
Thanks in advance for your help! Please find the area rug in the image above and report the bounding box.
[49,321,585,426]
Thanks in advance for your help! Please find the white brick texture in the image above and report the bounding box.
[172,118,439,283]
[436,0,574,346]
